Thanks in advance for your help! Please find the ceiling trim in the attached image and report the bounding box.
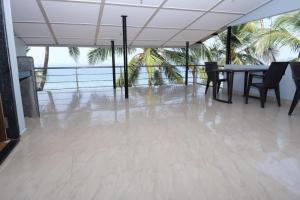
[13,21,217,32]
[93,0,106,45]
[161,7,244,15]
[105,2,158,9]
[42,0,100,5]
[36,0,58,44]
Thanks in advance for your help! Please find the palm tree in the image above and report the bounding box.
[204,22,267,65]
[251,26,280,64]
[216,22,264,65]
[271,11,300,60]
[37,46,80,91]
[68,47,80,90]
[87,47,186,87]
[161,43,212,84]
[37,46,49,91]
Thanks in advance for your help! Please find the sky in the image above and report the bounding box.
[27,47,143,67]
[27,45,298,68]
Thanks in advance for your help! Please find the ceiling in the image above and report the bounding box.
[11,0,273,47]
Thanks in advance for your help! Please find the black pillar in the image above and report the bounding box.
[185,41,189,85]
[226,26,232,64]
[122,15,129,99]
[0,0,20,139]
[111,40,116,89]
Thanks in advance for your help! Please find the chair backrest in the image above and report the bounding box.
[290,62,300,89]
[263,62,289,87]
[205,62,218,81]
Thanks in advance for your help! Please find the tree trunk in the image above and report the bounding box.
[192,67,197,85]
[39,46,49,91]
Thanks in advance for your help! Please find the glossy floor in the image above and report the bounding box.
[1,86,300,200]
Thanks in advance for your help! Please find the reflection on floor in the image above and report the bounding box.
[0,85,300,200]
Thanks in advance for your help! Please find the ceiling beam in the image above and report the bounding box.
[94,0,106,45]
[36,0,58,44]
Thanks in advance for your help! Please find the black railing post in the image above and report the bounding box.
[226,26,232,64]
[122,15,129,99]
[185,41,189,85]
[111,40,116,89]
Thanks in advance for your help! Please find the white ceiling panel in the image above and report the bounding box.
[13,23,52,38]
[52,24,96,39]
[132,40,164,47]
[101,5,156,26]
[99,26,141,40]
[42,1,100,24]
[57,38,94,46]
[137,28,179,41]
[172,30,214,41]
[22,37,56,45]
[163,0,221,11]
[188,12,242,30]
[212,0,269,14]
[147,9,204,29]
[106,0,164,7]
[164,40,197,47]
[11,0,292,47]
[11,0,44,22]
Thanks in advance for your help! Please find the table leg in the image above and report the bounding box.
[213,72,217,100]
[243,71,249,96]
[228,72,234,104]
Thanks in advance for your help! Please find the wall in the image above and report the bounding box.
[225,64,296,101]
[14,36,27,56]
[3,0,26,134]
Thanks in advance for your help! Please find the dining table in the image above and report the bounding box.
[212,66,269,104]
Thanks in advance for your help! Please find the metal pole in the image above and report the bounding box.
[122,15,129,99]
[185,41,189,85]
[226,26,232,64]
[111,40,116,89]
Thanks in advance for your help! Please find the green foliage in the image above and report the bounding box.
[88,47,136,65]
[68,47,80,63]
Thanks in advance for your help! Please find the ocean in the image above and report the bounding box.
[40,66,191,91]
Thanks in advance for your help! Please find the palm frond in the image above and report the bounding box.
[88,47,137,65]
[88,48,111,65]
[128,54,143,86]
[68,47,80,63]
[274,11,300,32]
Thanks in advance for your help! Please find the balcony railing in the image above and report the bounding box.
[34,65,208,92]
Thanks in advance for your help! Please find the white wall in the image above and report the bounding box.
[225,64,296,101]
[3,0,26,134]
[14,37,27,56]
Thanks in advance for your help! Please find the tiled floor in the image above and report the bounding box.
[0,85,300,200]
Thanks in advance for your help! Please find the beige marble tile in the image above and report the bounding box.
[0,85,300,200]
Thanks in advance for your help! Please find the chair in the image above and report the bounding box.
[204,62,227,95]
[245,62,289,108]
[288,62,300,115]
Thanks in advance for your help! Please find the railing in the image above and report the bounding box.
[34,65,207,92]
